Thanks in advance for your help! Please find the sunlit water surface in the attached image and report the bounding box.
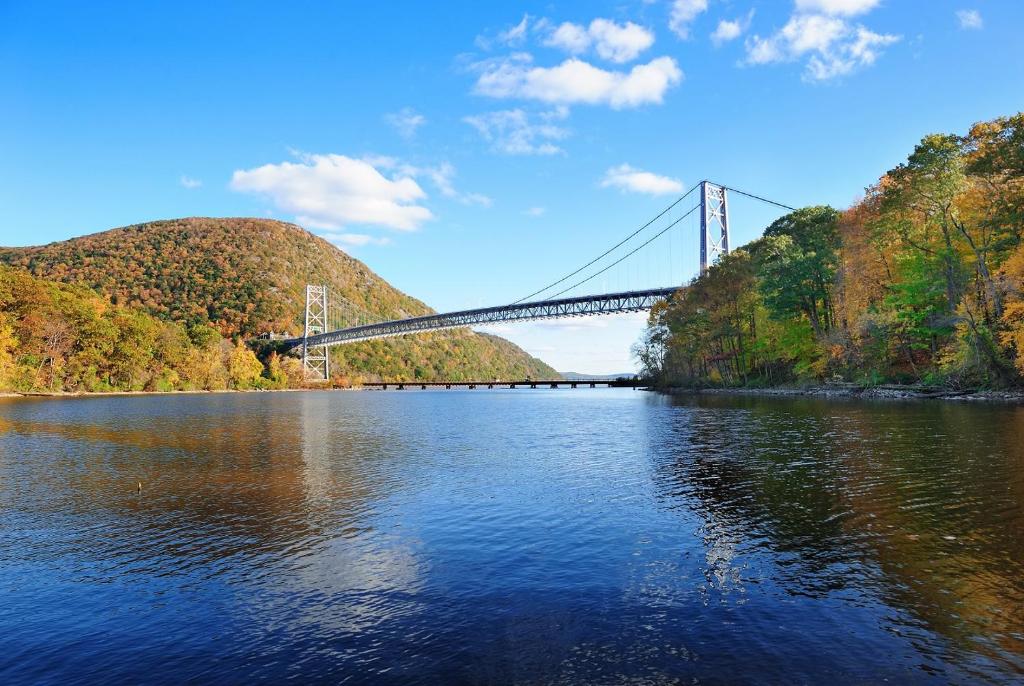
[1,390,1023,684]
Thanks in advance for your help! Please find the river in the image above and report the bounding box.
[1,390,1022,684]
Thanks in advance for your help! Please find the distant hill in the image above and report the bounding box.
[561,372,638,381]
[0,217,556,381]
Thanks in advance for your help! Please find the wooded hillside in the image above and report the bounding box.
[639,113,1024,389]
[0,218,556,388]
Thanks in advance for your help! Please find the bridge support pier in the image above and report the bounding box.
[700,181,730,273]
[302,285,330,382]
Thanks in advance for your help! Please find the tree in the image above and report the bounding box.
[228,342,265,389]
[758,206,841,337]
[0,314,17,390]
[881,134,967,314]
[999,246,1024,376]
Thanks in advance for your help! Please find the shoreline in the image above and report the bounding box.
[660,385,1024,403]
[5,384,1024,404]
[0,387,343,399]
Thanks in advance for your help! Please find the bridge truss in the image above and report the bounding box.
[282,179,794,379]
[284,287,678,354]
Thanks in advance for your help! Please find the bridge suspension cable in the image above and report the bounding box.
[544,202,701,300]
[512,181,701,304]
[290,178,799,378]
[707,182,796,211]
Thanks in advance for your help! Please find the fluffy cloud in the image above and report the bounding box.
[474,54,682,109]
[669,0,708,39]
[230,153,432,231]
[745,12,899,81]
[385,107,426,138]
[545,22,590,54]
[180,175,202,189]
[711,19,743,45]
[463,108,569,155]
[956,9,983,30]
[794,0,880,16]
[366,156,492,206]
[711,11,754,46]
[600,164,684,195]
[545,19,655,63]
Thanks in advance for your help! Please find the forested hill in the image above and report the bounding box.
[0,217,431,336]
[638,112,1024,390]
[0,218,557,386]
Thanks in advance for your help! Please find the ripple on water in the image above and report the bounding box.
[0,390,1023,684]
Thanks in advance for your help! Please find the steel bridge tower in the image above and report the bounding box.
[302,285,329,381]
[700,181,730,273]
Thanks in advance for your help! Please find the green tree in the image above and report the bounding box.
[757,206,841,337]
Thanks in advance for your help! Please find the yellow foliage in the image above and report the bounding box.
[228,343,264,390]
[999,247,1024,373]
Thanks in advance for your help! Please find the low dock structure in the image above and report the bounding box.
[356,378,646,390]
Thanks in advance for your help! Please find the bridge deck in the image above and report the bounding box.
[282,286,678,350]
[354,379,646,389]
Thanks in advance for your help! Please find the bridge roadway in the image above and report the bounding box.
[356,378,647,390]
[281,286,678,350]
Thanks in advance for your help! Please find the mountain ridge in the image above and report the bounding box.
[0,217,557,381]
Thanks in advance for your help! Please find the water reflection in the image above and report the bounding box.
[0,391,1022,684]
[654,395,1024,676]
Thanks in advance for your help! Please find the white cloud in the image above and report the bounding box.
[545,21,591,54]
[474,54,682,109]
[543,19,655,62]
[365,157,492,207]
[712,19,743,45]
[669,0,708,39]
[589,19,656,63]
[745,13,899,81]
[423,163,493,206]
[475,14,540,51]
[464,108,569,155]
[385,107,426,138]
[600,164,684,195]
[794,0,880,16]
[179,175,202,189]
[499,14,530,45]
[320,232,393,248]
[230,153,432,231]
[711,10,754,46]
[524,206,546,217]
[956,9,983,30]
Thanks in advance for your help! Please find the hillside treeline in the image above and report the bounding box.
[0,266,292,392]
[0,217,557,390]
[0,266,557,393]
[638,113,1024,389]
[0,217,430,337]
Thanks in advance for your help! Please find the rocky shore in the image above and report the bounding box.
[662,384,1024,403]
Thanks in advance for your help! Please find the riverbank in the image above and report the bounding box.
[0,388,323,399]
[662,384,1024,403]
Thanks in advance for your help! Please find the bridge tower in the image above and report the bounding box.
[302,285,329,381]
[700,181,730,273]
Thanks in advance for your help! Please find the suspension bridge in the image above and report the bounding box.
[276,180,794,380]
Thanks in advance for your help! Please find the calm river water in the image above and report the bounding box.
[1,389,1023,684]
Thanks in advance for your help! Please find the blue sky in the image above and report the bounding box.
[2,1,1022,373]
